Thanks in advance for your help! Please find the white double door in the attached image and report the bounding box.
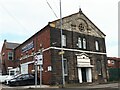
[78,67,92,83]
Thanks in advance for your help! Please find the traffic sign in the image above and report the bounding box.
[34,55,38,64]
[37,55,43,65]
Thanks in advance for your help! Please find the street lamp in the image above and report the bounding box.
[59,0,65,87]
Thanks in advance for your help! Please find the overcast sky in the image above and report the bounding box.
[0,0,119,57]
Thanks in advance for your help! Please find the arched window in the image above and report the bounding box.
[97,60,102,75]
[63,58,68,76]
[78,37,82,48]
[95,41,99,51]
[83,38,86,49]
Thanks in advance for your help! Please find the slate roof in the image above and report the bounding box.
[107,57,120,61]
[5,42,20,49]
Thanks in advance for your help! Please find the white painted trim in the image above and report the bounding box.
[43,47,107,55]
[20,61,34,66]
[19,46,106,60]
[43,47,51,52]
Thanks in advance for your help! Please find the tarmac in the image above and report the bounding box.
[0,82,120,90]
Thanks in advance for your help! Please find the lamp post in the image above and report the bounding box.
[60,0,65,87]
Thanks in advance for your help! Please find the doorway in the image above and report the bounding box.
[77,53,93,83]
[78,67,92,83]
[81,67,87,82]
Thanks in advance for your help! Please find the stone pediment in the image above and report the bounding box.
[50,11,105,38]
[76,53,89,59]
[76,53,94,67]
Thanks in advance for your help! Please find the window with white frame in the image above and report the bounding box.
[63,58,68,76]
[95,41,99,51]
[62,35,66,47]
[108,60,111,64]
[48,66,52,71]
[78,37,82,48]
[111,60,115,64]
[8,52,13,60]
[83,38,86,49]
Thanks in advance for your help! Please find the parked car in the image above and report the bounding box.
[7,74,40,86]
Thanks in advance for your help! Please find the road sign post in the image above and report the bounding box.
[34,55,38,88]
[37,54,43,88]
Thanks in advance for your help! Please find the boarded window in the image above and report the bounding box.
[62,35,66,47]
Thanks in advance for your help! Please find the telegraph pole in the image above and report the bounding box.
[60,0,65,87]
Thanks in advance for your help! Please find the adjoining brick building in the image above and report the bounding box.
[1,40,19,75]
[107,57,120,68]
[1,9,108,84]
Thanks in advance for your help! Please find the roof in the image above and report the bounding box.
[7,9,106,50]
[5,42,20,49]
[107,57,120,61]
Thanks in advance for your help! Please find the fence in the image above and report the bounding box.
[108,68,120,82]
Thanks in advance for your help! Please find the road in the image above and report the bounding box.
[74,83,119,89]
[0,83,120,90]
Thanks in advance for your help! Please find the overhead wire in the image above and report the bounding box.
[0,2,29,31]
[46,0,58,19]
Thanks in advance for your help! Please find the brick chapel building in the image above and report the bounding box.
[1,9,108,84]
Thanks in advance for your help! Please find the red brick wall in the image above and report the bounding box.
[36,26,51,49]
[14,25,52,84]
[28,63,34,74]
[1,43,15,74]
[107,58,120,68]
[42,50,52,84]
[15,26,51,64]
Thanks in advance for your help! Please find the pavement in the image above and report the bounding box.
[0,82,120,90]
[1,84,56,89]
[0,83,2,90]
[68,82,119,88]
